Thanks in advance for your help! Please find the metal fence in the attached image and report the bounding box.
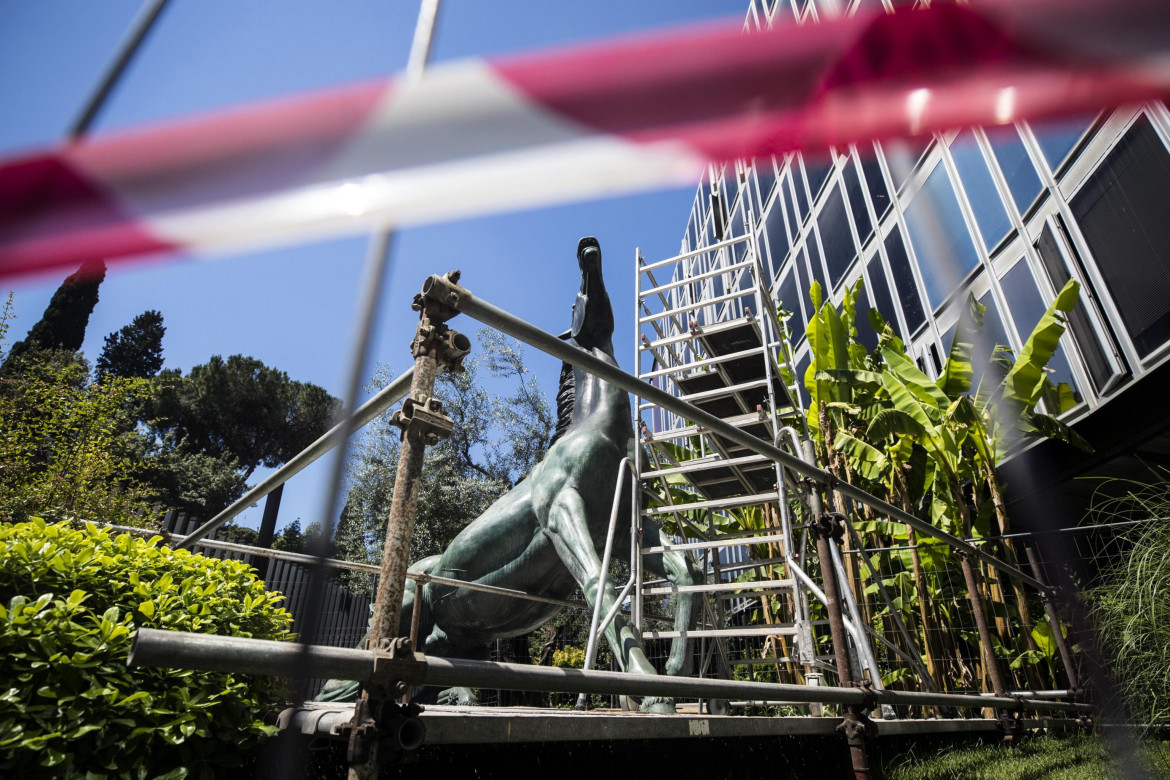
[160,511,373,652]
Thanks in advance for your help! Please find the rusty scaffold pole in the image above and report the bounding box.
[347,271,470,780]
[802,440,878,780]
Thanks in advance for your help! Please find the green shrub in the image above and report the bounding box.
[0,519,294,778]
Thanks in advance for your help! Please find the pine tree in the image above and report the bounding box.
[97,310,166,378]
[3,259,106,369]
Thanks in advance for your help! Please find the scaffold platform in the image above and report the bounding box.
[278,702,1081,745]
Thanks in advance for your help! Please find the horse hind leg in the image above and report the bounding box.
[642,518,702,677]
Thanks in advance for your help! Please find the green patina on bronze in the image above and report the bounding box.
[321,238,698,711]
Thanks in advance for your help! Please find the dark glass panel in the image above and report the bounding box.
[724,167,741,212]
[903,164,981,309]
[755,158,777,208]
[819,184,857,288]
[710,191,727,241]
[986,125,1044,215]
[793,165,810,219]
[860,145,891,216]
[783,173,802,238]
[999,261,1082,404]
[885,226,925,332]
[794,245,810,316]
[1070,116,1170,357]
[804,155,832,201]
[949,130,1012,251]
[1035,223,1117,392]
[842,158,873,243]
[866,256,899,338]
[806,234,828,300]
[763,198,790,282]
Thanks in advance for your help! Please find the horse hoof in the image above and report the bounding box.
[436,686,478,707]
[640,696,676,714]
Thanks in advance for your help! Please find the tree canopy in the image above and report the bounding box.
[96,309,166,379]
[147,354,341,481]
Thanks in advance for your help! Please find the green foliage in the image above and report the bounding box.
[0,519,294,778]
[0,358,160,526]
[551,645,586,669]
[97,310,166,379]
[1088,477,1170,727]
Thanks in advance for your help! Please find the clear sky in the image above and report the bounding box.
[0,0,744,533]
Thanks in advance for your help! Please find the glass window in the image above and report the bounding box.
[999,261,1082,405]
[1035,223,1116,392]
[860,146,891,216]
[731,208,747,262]
[806,234,828,299]
[763,200,790,281]
[792,165,810,219]
[755,159,777,207]
[778,270,806,344]
[819,184,857,288]
[804,155,833,201]
[842,159,873,243]
[1070,115,1170,358]
[865,257,898,338]
[1031,115,1095,173]
[885,226,925,332]
[949,130,1012,251]
[884,135,931,191]
[794,245,810,314]
[783,174,802,237]
[724,167,741,212]
[903,164,982,309]
[986,126,1044,215]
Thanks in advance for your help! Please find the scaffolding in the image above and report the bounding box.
[632,168,895,707]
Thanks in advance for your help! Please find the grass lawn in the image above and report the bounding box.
[884,732,1170,779]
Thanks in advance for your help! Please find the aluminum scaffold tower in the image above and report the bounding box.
[632,166,887,707]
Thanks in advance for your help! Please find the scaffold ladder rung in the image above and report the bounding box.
[643,578,794,595]
[643,626,798,639]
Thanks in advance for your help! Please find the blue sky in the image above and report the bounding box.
[0,0,744,532]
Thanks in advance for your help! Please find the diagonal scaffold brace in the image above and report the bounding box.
[347,270,470,780]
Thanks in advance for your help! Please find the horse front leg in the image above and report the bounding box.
[642,518,701,677]
[545,487,676,712]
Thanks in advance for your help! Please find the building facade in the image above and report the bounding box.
[669,0,1170,524]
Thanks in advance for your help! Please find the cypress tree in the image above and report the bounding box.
[3,259,106,367]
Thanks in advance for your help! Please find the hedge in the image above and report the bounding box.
[0,519,294,778]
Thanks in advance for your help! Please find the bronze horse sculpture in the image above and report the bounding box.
[322,238,699,711]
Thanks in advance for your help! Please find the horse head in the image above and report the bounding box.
[570,236,614,356]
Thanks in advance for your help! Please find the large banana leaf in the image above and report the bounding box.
[997,279,1079,416]
[833,430,888,482]
[937,294,986,399]
[881,348,949,417]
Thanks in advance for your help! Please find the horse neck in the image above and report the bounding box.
[571,348,629,435]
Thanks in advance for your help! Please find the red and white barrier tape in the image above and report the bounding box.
[2,0,1167,279]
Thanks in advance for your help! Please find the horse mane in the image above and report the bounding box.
[547,360,575,448]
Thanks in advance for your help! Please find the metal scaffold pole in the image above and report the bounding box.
[347,271,468,779]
